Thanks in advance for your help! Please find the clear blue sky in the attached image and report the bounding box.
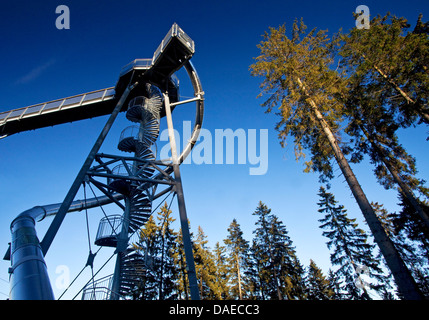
[0,0,428,299]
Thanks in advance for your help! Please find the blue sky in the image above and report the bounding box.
[0,0,428,299]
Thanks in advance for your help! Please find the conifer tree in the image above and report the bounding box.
[305,259,334,300]
[317,187,387,299]
[133,214,159,299]
[173,221,198,300]
[327,269,343,300]
[249,201,305,300]
[155,202,179,299]
[213,242,231,299]
[340,13,429,126]
[193,226,218,299]
[224,219,249,299]
[250,19,423,299]
[388,195,429,298]
[132,203,180,300]
[174,228,190,299]
[339,13,429,230]
[245,239,267,300]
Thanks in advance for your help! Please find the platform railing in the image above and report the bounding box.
[0,87,115,124]
[95,215,123,245]
[81,275,114,300]
[119,59,153,77]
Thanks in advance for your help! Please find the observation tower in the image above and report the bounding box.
[1,23,204,300]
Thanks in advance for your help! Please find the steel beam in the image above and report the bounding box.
[163,92,200,300]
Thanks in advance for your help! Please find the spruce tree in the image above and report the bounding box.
[317,187,387,299]
[213,242,231,300]
[224,219,249,299]
[327,269,343,300]
[156,202,179,299]
[174,227,190,299]
[249,201,305,300]
[132,203,180,300]
[340,13,429,126]
[305,259,334,300]
[389,195,429,298]
[193,226,218,299]
[339,13,429,230]
[245,239,267,300]
[133,214,159,299]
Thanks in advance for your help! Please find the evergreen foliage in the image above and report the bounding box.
[250,14,427,299]
[305,260,335,300]
[126,12,428,301]
[383,195,429,297]
[317,187,390,299]
[129,198,421,300]
[224,219,249,299]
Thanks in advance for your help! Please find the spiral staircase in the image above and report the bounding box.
[82,84,162,300]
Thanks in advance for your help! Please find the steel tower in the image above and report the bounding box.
[2,23,204,300]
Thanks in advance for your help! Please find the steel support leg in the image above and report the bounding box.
[163,92,200,300]
[110,196,131,300]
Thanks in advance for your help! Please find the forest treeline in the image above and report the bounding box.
[131,189,428,300]
[129,12,429,300]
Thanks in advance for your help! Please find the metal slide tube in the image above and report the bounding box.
[9,216,55,300]
[8,194,123,300]
[14,194,124,223]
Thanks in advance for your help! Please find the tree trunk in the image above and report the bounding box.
[359,124,429,232]
[236,254,243,300]
[296,77,423,300]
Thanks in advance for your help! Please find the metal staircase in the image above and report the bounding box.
[83,83,163,300]
[117,248,150,297]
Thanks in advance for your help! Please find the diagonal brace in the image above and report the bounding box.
[40,82,138,256]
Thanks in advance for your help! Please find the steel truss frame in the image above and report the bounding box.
[86,153,176,205]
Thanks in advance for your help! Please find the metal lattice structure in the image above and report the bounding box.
[3,23,204,300]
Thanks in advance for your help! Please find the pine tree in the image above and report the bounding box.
[340,13,429,126]
[155,202,179,299]
[133,214,160,300]
[327,269,343,300]
[212,242,231,299]
[193,226,218,299]
[317,187,388,299]
[249,201,305,300]
[389,195,429,298]
[305,259,334,300]
[339,13,429,230]
[250,19,422,299]
[174,227,190,300]
[224,219,249,299]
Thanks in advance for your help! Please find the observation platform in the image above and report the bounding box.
[0,23,193,138]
